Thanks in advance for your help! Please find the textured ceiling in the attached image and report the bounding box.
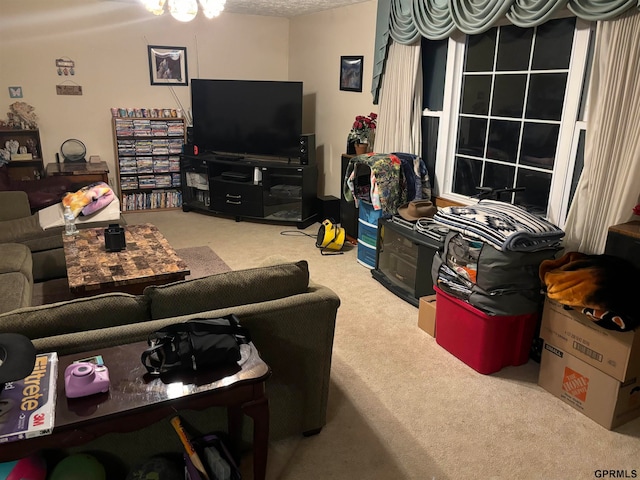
[112,0,371,18]
[223,0,369,17]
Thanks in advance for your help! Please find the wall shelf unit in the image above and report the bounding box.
[0,128,44,180]
[112,117,185,212]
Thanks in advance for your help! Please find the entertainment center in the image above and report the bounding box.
[181,153,318,228]
[181,78,318,228]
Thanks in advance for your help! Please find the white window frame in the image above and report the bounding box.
[432,18,591,226]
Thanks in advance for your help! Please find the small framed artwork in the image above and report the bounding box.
[8,86,23,98]
[148,45,188,86]
[340,55,363,92]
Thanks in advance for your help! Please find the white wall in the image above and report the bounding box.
[0,0,289,187]
[0,0,378,198]
[290,1,379,198]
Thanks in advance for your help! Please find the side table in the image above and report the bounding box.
[0,341,271,480]
[45,161,109,186]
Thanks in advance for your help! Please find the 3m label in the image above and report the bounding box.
[562,367,589,402]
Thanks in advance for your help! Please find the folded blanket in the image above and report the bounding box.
[38,197,121,231]
[433,200,564,252]
[62,182,114,218]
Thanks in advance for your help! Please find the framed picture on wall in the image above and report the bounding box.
[148,45,188,86]
[340,55,363,92]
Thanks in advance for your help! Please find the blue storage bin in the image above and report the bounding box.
[357,239,377,269]
[358,200,382,225]
[358,219,378,247]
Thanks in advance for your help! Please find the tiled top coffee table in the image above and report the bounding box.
[63,223,190,296]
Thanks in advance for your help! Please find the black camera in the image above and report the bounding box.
[104,224,126,252]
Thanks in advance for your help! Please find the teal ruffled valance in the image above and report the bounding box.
[372,0,640,101]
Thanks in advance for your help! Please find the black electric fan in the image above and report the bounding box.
[59,139,87,163]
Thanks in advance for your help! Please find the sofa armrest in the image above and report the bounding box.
[0,191,32,220]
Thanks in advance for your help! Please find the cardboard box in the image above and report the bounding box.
[418,295,436,337]
[538,342,640,430]
[539,298,640,382]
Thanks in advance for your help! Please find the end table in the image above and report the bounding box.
[45,161,109,185]
[0,341,271,480]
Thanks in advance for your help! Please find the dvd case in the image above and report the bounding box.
[0,352,58,444]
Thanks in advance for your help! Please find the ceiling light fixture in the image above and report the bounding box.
[141,0,226,22]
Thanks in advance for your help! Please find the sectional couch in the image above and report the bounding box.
[0,211,341,470]
[0,189,340,470]
[0,190,125,284]
[0,242,33,314]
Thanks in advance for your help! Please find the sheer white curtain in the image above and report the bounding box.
[563,10,640,254]
[374,40,422,155]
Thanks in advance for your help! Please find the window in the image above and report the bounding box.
[429,17,591,225]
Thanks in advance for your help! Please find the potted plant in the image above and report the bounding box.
[348,113,377,154]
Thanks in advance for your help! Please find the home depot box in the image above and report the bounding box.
[538,342,640,429]
[418,295,436,337]
[539,298,640,382]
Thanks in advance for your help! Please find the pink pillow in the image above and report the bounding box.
[81,189,115,216]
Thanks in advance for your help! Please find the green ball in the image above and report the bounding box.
[49,454,106,480]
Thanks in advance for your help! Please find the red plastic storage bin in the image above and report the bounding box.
[434,286,539,374]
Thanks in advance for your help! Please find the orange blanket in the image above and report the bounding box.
[539,251,640,331]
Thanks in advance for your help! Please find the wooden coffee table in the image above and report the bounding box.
[0,341,271,480]
[63,223,190,296]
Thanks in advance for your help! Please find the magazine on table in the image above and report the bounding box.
[0,352,58,444]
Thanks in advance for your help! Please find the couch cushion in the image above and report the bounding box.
[0,214,64,253]
[145,260,310,320]
[0,293,150,341]
[0,243,32,281]
[0,272,32,314]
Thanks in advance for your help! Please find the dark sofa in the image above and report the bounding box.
[0,258,341,470]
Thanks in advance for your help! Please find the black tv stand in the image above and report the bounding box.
[181,153,318,229]
[214,154,244,161]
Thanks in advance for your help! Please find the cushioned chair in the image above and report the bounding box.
[0,165,82,212]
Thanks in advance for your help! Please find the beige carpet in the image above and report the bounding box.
[178,245,232,279]
[35,210,640,479]
[31,246,231,305]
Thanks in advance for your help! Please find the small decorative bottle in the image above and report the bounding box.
[63,205,77,236]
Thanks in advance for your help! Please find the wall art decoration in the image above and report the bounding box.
[8,86,23,98]
[148,45,188,86]
[340,56,363,92]
[55,57,76,76]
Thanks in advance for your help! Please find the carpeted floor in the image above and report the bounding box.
[177,245,232,279]
[31,246,231,305]
[119,210,640,480]
[30,210,640,479]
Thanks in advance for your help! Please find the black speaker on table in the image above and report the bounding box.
[299,133,316,165]
[186,126,194,144]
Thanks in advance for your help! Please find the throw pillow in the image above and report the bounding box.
[145,260,310,320]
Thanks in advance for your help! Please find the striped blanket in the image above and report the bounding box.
[433,200,564,252]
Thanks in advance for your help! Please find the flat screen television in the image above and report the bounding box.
[191,79,303,159]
